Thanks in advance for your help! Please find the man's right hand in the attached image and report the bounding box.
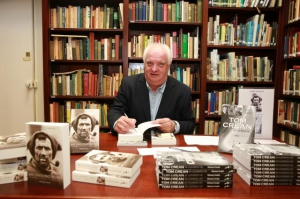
[114,116,136,134]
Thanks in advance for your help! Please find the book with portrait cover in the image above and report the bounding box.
[75,149,142,177]
[26,122,70,189]
[69,109,100,154]
[72,168,140,188]
[238,88,274,140]
[156,151,233,170]
[151,132,177,145]
[218,105,256,153]
[0,171,28,185]
[0,157,27,173]
[0,132,26,160]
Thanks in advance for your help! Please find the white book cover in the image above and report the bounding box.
[151,132,177,145]
[0,158,27,173]
[0,171,27,185]
[75,150,142,178]
[218,105,256,153]
[70,109,100,154]
[26,122,70,189]
[238,88,274,139]
[0,132,26,160]
[118,121,161,142]
[72,168,140,188]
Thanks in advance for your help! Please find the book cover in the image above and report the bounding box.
[0,132,26,160]
[0,171,27,185]
[26,122,70,189]
[72,168,140,188]
[118,121,161,142]
[75,149,142,177]
[238,88,275,139]
[70,109,99,154]
[151,132,177,145]
[0,158,27,173]
[218,105,256,153]
[156,151,233,170]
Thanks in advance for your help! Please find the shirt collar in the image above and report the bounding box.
[146,81,166,93]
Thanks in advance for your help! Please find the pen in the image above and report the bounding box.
[124,113,128,118]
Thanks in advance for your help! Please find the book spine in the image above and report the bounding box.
[158,181,233,188]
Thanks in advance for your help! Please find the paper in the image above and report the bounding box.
[137,146,200,158]
[184,135,219,146]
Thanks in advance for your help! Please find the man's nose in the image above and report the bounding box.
[41,147,46,155]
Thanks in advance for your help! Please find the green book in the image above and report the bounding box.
[197,0,202,22]
[182,33,188,58]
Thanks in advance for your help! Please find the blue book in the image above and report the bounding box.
[245,20,254,46]
[77,6,81,28]
[210,92,216,115]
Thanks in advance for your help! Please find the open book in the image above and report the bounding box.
[118,121,161,144]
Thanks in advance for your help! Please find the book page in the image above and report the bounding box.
[127,121,160,134]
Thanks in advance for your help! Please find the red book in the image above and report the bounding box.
[115,34,120,60]
[132,2,136,21]
[83,72,89,96]
[89,32,95,60]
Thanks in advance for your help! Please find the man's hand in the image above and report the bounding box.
[152,118,175,133]
[114,116,136,134]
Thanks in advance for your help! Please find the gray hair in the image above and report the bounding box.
[142,43,172,65]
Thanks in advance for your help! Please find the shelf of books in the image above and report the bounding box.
[42,0,126,132]
[202,0,283,136]
[276,0,300,147]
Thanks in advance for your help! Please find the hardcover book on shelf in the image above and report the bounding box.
[72,168,140,188]
[238,88,274,140]
[75,149,142,177]
[0,132,26,160]
[26,122,70,189]
[0,171,27,185]
[69,109,100,154]
[218,105,256,153]
[151,132,177,145]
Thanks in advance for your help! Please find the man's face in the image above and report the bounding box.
[34,138,52,169]
[223,107,227,113]
[77,117,92,139]
[97,153,126,163]
[144,46,170,91]
[253,97,260,106]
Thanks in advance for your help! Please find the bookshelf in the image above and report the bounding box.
[276,0,300,147]
[42,0,287,138]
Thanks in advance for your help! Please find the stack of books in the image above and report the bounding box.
[0,156,27,185]
[155,151,235,188]
[151,132,177,145]
[0,132,27,185]
[72,149,143,188]
[233,144,300,186]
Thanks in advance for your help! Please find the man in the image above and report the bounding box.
[108,43,195,137]
[70,113,98,148]
[26,131,63,187]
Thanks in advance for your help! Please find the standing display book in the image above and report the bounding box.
[218,105,256,153]
[0,132,26,160]
[238,88,275,140]
[151,132,177,145]
[69,109,100,154]
[26,122,71,189]
[72,168,140,188]
[75,150,142,177]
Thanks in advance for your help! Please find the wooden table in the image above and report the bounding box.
[0,133,299,199]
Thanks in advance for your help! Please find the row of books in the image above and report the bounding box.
[288,0,300,24]
[205,87,238,115]
[128,0,202,22]
[233,144,300,186]
[209,0,282,7]
[208,14,277,47]
[51,66,123,97]
[282,67,300,95]
[50,4,123,29]
[280,129,300,147]
[129,27,199,59]
[50,34,122,61]
[283,28,300,58]
[72,150,142,188]
[207,50,273,82]
[277,100,300,129]
[50,101,108,125]
[156,151,234,188]
[204,120,220,135]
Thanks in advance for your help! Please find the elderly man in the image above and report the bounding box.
[26,131,63,188]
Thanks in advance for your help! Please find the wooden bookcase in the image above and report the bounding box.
[275,0,300,147]
[42,0,287,138]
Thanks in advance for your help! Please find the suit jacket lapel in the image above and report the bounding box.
[138,75,151,121]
